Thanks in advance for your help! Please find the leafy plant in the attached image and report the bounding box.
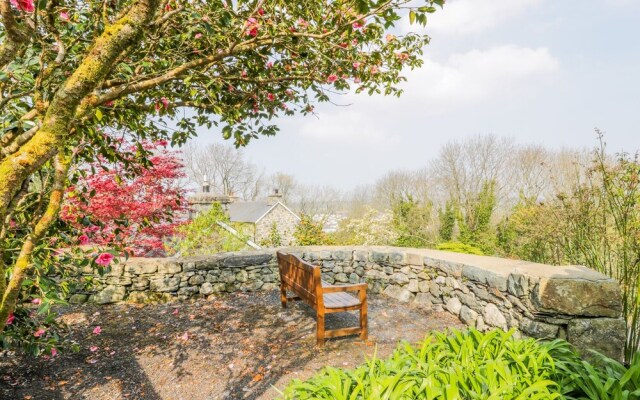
[436,241,484,256]
[281,329,562,399]
[294,214,329,246]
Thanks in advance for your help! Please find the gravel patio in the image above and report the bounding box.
[0,291,463,400]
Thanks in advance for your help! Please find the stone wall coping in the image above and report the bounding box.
[120,246,614,283]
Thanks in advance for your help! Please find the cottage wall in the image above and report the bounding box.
[254,204,299,246]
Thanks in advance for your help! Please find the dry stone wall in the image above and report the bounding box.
[74,246,625,360]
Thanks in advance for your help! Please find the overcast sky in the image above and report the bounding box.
[189,0,640,191]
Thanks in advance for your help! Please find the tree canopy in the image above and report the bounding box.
[0,0,444,338]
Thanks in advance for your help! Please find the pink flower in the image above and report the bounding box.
[246,17,257,26]
[194,33,202,39]
[352,22,364,30]
[385,34,396,42]
[327,74,338,83]
[157,139,168,147]
[353,62,361,69]
[51,348,58,357]
[34,328,46,337]
[370,66,379,74]
[59,11,69,21]
[89,346,99,352]
[93,326,102,335]
[240,70,248,77]
[247,27,258,37]
[354,77,361,83]
[179,332,189,341]
[95,253,114,266]
[396,52,409,61]
[10,0,34,12]
[266,93,275,101]
[297,18,309,28]
[266,61,273,69]
[160,97,169,109]
[104,100,114,107]
[6,313,15,325]
[258,8,265,15]
[78,234,90,245]
[32,298,41,305]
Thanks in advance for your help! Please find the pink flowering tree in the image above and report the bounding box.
[0,0,445,349]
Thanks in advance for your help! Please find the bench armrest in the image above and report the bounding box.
[322,283,367,294]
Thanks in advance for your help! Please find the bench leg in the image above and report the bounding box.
[359,302,368,341]
[359,292,368,341]
[280,284,287,308]
[316,312,325,346]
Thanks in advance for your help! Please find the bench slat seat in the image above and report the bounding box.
[277,251,368,346]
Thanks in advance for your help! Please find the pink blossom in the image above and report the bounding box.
[266,61,273,69]
[247,27,258,37]
[104,100,114,107]
[352,39,358,46]
[194,33,203,39]
[51,348,58,357]
[179,332,189,341]
[32,298,41,305]
[89,346,99,352]
[297,18,309,28]
[6,313,15,325]
[95,253,114,266]
[157,139,168,147]
[34,328,46,337]
[60,11,69,21]
[258,8,265,16]
[353,62,361,69]
[352,22,364,30]
[327,74,338,83]
[246,17,258,26]
[385,34,396,42]
[9,0,34,13]
[354,77,361,83]
[266,93,275,101]
[172,309,179,315]
[370,66,379,74]
[285,89,294,97]
[78,234,90,245]
[93,326,102,335]
[160,97,169,109]
[241,70,248,77]
[396,52,410,61]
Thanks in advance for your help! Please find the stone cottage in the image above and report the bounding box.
[188,179,300,247]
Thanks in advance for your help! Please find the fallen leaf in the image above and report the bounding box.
[252,374,264,382]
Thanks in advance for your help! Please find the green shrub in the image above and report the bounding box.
[436,241,484,256]
[280,329,562,399]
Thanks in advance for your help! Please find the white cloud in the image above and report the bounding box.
[404,45,559,105]
[297,109,400,145]
[425,0,541,35]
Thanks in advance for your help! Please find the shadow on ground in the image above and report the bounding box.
[0,291,463,400]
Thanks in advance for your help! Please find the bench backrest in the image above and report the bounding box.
[276,251,323,308]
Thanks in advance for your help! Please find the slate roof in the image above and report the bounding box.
[227,201,275,223]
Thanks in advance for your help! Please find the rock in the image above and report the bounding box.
[507,274,529,297]
[424,257,463,278]
[332,265,343,274]
[476,316,486,331]
[183,262,196,272]
[69,294,88,304]
[483,303,507,328]
[349,273,359,284]
[332,250,352,261]
[429,282,442,297]
[157,262,182,274]
[405,253,423,266]
[149,276,180,292]
[177,286,199,296]
[236,270,249,282]
[458,292,479,309]
[418,281,430,293]
[568,318,626,361]
[434,276,446,285]
[353,250,368,262]
[520,318,559,339]
[536,278,622,318]
[262,283,278,291]
[370,251,388,263]
[132,278,150,290]
[93,285,126,304]
[446,297,462,316]
[189,275,205,285]
[335,273,349,283]
[220,270,236,283]
[383,285,414,303]
[200,283,214,295]
[462,265,508,291]
[392,273,409,285]
[414,292,435,305]
[106,276,132,286]
[125,261,158,275]
[223,253,273,267]
[459,306,478,325]
[407,280,420,293]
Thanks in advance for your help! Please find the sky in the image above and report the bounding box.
[189,0,640,191]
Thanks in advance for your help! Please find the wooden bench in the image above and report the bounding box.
[276,251,368,346]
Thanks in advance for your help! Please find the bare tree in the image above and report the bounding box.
[268,172,298,203]
[182,142,262,200]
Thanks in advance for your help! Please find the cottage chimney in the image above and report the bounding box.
[202,175,210,193]
[267,188,282,205]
